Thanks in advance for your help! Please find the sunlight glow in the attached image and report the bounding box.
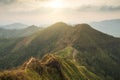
[47,0,64,8]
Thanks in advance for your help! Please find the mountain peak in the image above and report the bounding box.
[1,23,28,29]
[41,54,57,63]
[49,22,69,28]
[22,57,40,69]
[22,54,57,71]
[73,23,94,33]
[25,25,38,29]
[53,22,68,26]
[75,23,92,29]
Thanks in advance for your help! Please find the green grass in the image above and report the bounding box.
[55,46,73,58]
[0,54,103,80]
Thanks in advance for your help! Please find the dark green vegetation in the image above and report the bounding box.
[0,22,120,80]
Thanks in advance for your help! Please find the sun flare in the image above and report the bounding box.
[47,0,64,8]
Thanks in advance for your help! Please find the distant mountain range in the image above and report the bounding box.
[0,22,120,80]
[0,23,28,30]
[0,25,41,38]
[0,19,120,38]
[90,19,120,37]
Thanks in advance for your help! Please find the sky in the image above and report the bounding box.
[0,0,120,25]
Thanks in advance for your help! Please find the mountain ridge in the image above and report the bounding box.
[0,23,28,30]
[0,25,41,38]
[0,22,120,80]
[0,54,102,80]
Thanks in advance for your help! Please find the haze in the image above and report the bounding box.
[0,0,120,25]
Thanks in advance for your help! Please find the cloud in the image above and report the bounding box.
[0,0,50,6]
[100,6,120,11]
[0,0,51,12]
[77,5,120,12]
[0,0,17,5]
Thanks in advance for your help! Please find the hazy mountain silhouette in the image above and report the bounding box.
[0,25,41,38]
[90,19,120,37]
[0,23,28,30]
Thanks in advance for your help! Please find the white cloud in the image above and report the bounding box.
[0,0,120,25]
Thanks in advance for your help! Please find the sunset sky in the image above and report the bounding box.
[0,0,120,25]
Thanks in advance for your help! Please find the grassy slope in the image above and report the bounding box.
[0,22,120,80]
[0,54,102,80]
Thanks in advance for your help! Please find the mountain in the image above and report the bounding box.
[90,19,120,37]
[0,22,120,80]
[0,23,28,29]
[0,25,41,38]
[0,54,102,80]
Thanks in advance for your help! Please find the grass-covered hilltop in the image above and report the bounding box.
[0,54,102,80]
[0,22,120,80]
